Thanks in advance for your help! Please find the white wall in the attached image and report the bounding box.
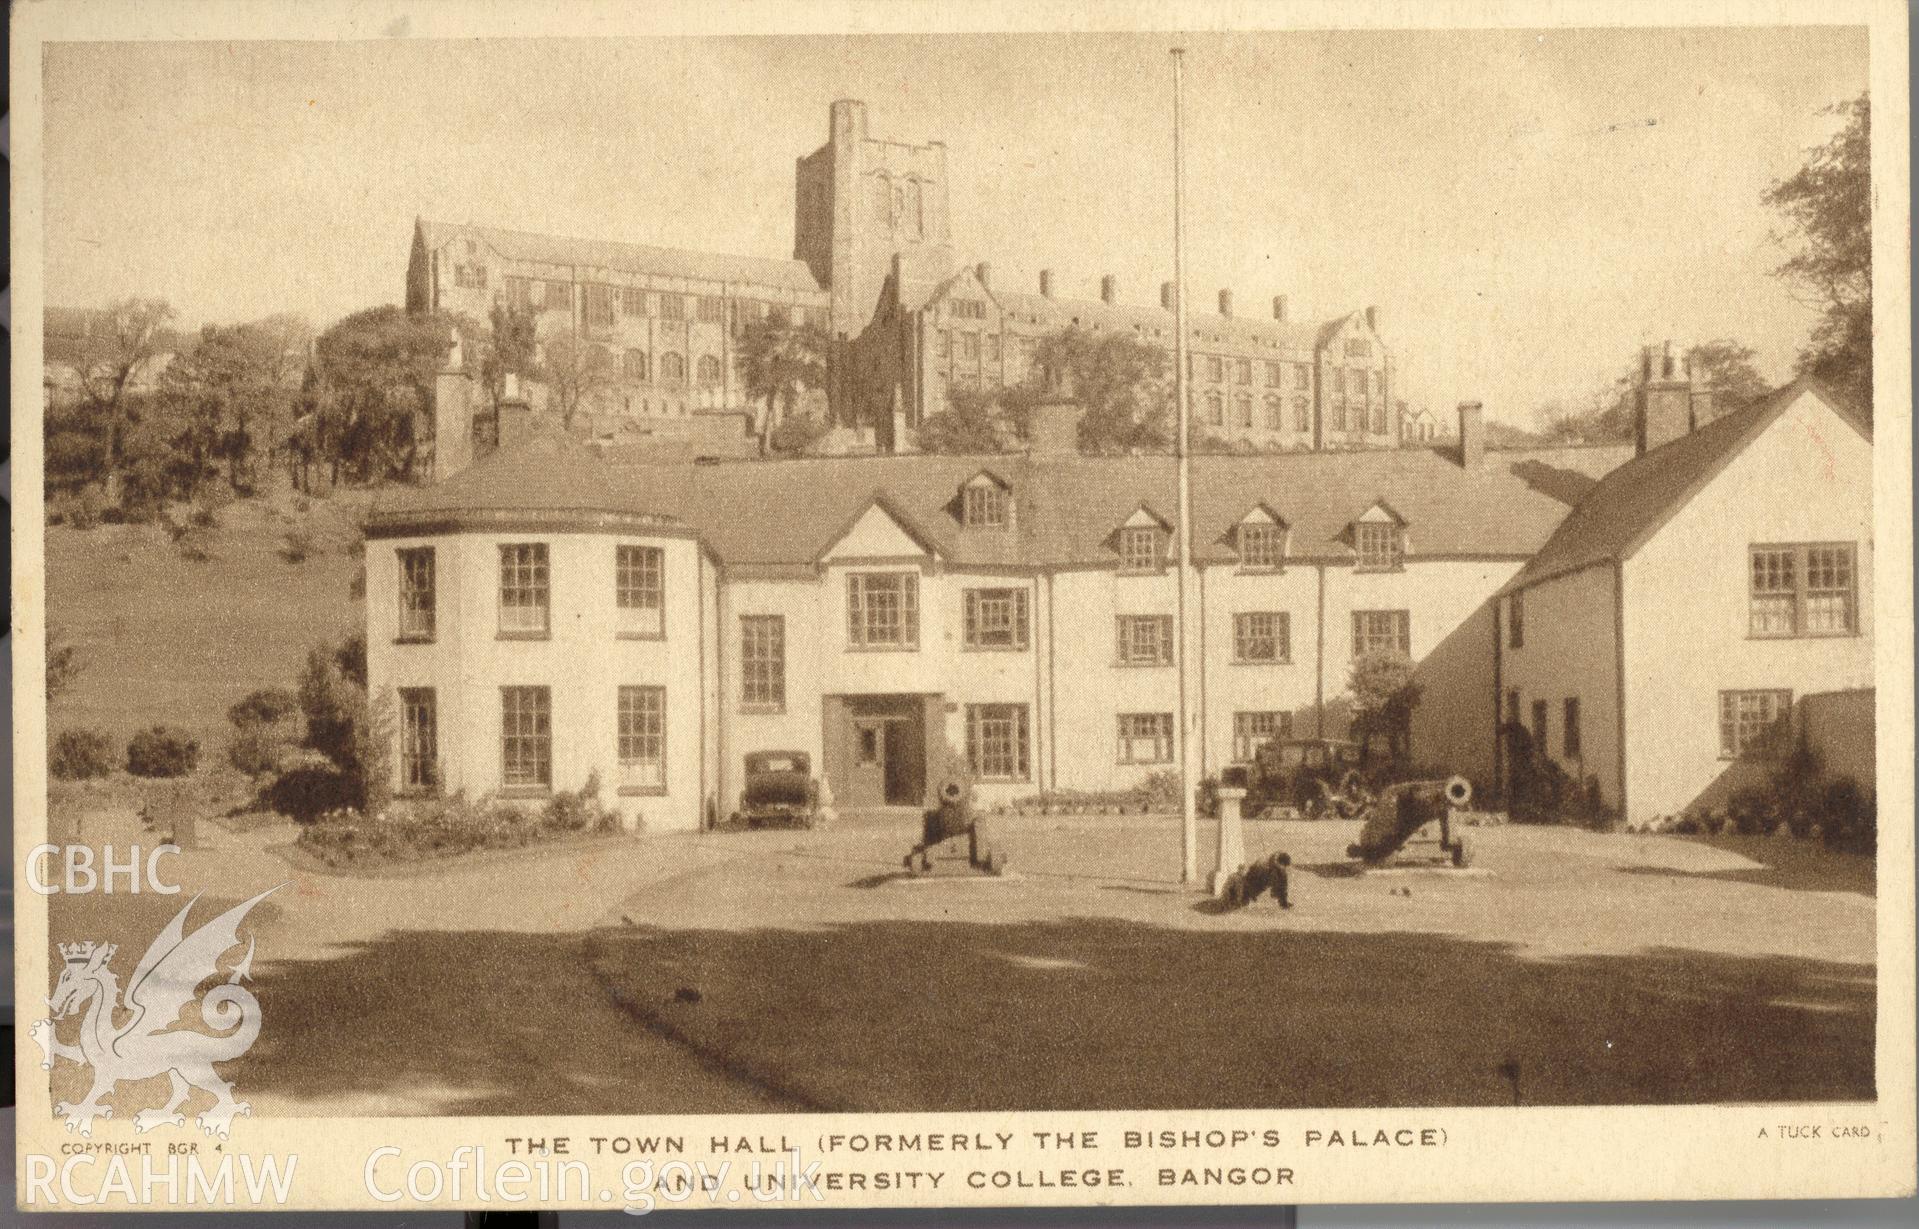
[367,528,712,831]
[1621,391,1874,824]
[1497,563,1622,805]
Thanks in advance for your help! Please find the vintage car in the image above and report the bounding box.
[732,750,822,829]
[1239,737,1371,819]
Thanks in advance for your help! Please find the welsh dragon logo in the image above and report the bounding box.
[32,886,281,1139]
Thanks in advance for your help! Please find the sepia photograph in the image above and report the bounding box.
[12,1,1912,1213]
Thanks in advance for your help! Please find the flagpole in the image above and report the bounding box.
[1171,47,1198,886]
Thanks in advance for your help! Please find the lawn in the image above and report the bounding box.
[586,814,1877,1111]
[45,486,365,756]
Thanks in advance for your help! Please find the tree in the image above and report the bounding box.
[1766,93,1871,415]
[536,332,616,429]
[69,298,177,502]
[1033,327,1173,454]
[47,627,83,701]
[915,386,1020,454]
[483,303,538,408]
[733,313,830,451]
[154,322,298,496]
[1535,339,1771,444]
[312,306,452,483]
[1347,650,1422,761]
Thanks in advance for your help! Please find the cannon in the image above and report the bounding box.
[904,779,1008,876]
[1346,776,1475,869]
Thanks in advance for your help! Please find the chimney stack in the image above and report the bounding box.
[1161,281,1176,310]
[1101,275,1118,305]
[1272,294,1289,323]
[1456,401,1484,469]
[975,261,991,290]
[1039,269,1055,299]
[1636,340,1693,455]
[1218,289,1234,317]
[497,376,534,450]
[1027,368,1080,457]
[1365,305,1379,333]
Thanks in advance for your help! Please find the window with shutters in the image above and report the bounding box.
[1206,356,1224,383]
[1235,358,1252,385]
[500,686,551,791]
[967,704,1030,781]
[1749,543,1858,637]
[1352,609,1411,657]
[506,277,533,309]
[1263,395,1283,429]
[1265,361,1282,387]
[697,296,724,324]
[1719,690,1792,759]
[621,287,648,317]
[1117,713,1174,764]
[658,294,684,321]
[543,281,571,314]
[1293,396,1311,432]
[397,547,436,641]
[615,545,664,639]
[498,544,550,637]
[1233,612,1290,663]
[660,352,686,383]
[1235,393,1253,428]
[624,350,649,382]
[847,572,919,649]
[1116,615,1174,665]
[963,588,1029,650]
[696,354,722,384]
[615,685,667,793]
[740,615,786,711]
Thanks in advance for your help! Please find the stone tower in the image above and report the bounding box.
[794,99,956,342]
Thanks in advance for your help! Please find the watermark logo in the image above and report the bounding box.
[34,886,283,1139]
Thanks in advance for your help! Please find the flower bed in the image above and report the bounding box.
[296,775,624,868]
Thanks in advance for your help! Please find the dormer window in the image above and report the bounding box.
[1119,526,1164,573]
[1355,523,1405,572]
[1239,523,1284,570]
[963,485,1008,528]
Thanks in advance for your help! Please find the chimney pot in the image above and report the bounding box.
[1456,401,1484,470]
[1101,275,1118,305]
[1039,269,1055,299]
[1218,289,1234,317]
[1161,281,1176,310]
[1273,294,1289,323]
[975,261,991,289]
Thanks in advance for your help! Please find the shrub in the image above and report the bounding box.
[126,726,200,778]
[262,764,357,821]
[541,771,608,833]
[281,528,315,564]
[1819,779,1875,854]
[1725,786,1780,836]
[174,525,215,563]
[228,726,289,777]
[50,728,117,780]
[228,687,301,729]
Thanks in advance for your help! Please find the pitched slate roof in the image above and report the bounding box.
[416,220,825,295]
[1499,380,1866,594]
[367,422,690,532]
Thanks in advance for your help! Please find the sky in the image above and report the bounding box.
[41,26,1867,428]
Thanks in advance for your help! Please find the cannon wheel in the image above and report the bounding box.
[1451,836,1475,869]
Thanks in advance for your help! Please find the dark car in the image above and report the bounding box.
[1242,737,1370,819]
[733,750,821,829]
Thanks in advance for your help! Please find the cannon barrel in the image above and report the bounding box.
[924,778,975,845]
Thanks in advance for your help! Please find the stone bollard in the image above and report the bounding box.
[1210,787,1248,896]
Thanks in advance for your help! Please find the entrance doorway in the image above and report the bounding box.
[827,695,933,808]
